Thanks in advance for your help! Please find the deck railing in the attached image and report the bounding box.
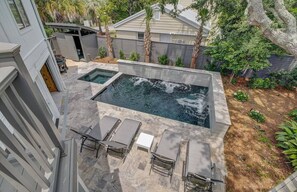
[0,42,87,192]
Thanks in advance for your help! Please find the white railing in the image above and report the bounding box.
[0,42,88,192]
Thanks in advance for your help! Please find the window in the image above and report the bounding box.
[138,32,144,40]
[8,0,30,29]
[153,9,160,20]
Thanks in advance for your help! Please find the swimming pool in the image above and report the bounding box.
[93,74,210,128]
[79,68,117,84]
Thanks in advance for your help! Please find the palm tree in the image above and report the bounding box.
[85,0,103,33]
[97,1,115,58]
[101,15,114,58]
[143,5,153,63]
[35,0,86,23]
[190,7,210,68]
[35,0,57,22]
[160,0,213,69]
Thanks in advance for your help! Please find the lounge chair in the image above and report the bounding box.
[183,140,223,191]
[106,119,141,160]
[71,116,120,157]
[150,130,182,179]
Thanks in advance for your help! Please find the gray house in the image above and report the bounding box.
[0,0,64,122]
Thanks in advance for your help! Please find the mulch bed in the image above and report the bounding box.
[223,76,296,191]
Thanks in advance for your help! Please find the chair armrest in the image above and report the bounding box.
[182,161,186,180]
[151,142,158,154]
[82,125,92,134]
[211,164,224,184]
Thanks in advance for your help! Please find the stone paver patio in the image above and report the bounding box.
[53,60,227,192]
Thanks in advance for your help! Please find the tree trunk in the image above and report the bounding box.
[229,72,235,83]
[128,0,134,15]
[98,18,103,34]
[105,24,114,59]
[144,28,151,63]
[190,21,204,69]
[247,0,297,59]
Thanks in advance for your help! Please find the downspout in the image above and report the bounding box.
[29,0,66,91]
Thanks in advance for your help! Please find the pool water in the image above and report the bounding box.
[93,74,210,128]
[79,69,117,84]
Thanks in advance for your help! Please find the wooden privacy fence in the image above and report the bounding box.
[97,36,211,69]
[97,36,297,77]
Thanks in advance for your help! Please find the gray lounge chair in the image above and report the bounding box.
[183,140,223,191]
[106,119,141,160]
[71,116,120,157]
[150,130,181,179]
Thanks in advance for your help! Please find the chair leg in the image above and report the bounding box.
[80,137,87,153]
[96,144,100,158]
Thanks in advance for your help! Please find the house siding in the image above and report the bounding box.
[115,12,199,36]
[0,0,64,121]
[116,31,160,41]
[116,31,206,45]
[178,0,193,7]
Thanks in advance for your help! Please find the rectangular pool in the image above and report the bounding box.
[79,68,117,84]
[93,74,210,128]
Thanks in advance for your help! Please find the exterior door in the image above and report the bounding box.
[40,64,58,92]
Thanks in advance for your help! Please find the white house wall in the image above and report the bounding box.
[0,0,64,121]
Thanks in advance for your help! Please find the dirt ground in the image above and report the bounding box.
[223,76,297,191]
[93,56,118,64]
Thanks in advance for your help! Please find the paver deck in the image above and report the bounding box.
[53,60,227,192]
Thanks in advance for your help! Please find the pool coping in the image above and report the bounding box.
[77,68,118,84]
[90,72,123,100]
[117,60,231,138]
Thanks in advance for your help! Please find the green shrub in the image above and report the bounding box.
[289,109,297,121]
[231,78,237,85]
[129,52,140,61]
[270,68,297,90]
[98,47,107,58]
[249,78,277,89]
[276,120,297,170]
[249,109,265,123]
[158,55,169,65]
[204,61,220,72]
[175,57,184,67]
[233,90,249,102]
[44,26,54,37]
[119,50,126,59]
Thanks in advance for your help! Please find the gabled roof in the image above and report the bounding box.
[45,23,99,33]
[113,4,211,32]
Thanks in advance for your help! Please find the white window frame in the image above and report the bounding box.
[137,32,144,40]
[153,9,160,20]
[7,0,30,30]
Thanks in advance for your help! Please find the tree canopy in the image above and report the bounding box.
[35,0,158,24]
[247,0,297,58]
[206,0,289,79]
